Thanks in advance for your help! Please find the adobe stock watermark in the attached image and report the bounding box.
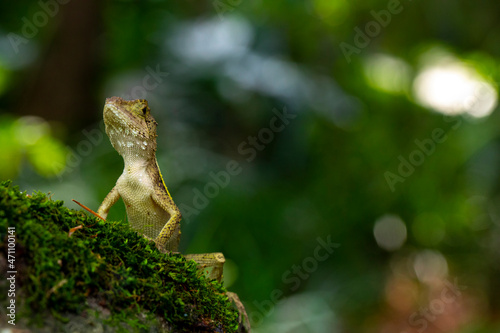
[339,0,412,63]
[249,235,340,327]
[401,277,467,333]
[178,106,296,223]
[213,0,243,20]
[121,65,169,100]
[8,0,71,54]
[384,115,461,192]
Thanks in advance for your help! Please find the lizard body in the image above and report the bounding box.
[97,97,181,252]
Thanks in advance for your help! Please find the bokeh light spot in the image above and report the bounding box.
[15,116,50,145]
[169,17,253,64]
[413,50,497,118]
[311,0,349,26]
[413,250,448,284]
[373,214,407,251]
[363,53,411,94]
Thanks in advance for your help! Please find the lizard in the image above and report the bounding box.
[96,96,225,280]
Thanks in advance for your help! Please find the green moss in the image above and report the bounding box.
[0,181,239,332]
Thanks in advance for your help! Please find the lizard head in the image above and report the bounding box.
[103,97,158,160]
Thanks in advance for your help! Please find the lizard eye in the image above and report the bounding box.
[141,106,148,115]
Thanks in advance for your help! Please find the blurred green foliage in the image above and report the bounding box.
[1,0,500,332]
[0,116,66,178]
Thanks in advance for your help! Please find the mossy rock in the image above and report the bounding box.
[0,181,242,332]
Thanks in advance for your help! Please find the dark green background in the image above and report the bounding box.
[1,0,500,332]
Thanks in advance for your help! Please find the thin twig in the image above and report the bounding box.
[72,199,106,221]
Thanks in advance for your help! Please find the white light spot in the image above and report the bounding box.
[143,141,148,146]
[413,53,497,118]
[413,250,448,284]
[373,214,407,251]
[126,142,134,148]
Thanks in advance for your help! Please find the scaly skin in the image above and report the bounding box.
[97,97,181,252]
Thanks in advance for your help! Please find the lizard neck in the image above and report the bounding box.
[122,153,155,171]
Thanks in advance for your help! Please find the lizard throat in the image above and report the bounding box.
[106,127,156,162]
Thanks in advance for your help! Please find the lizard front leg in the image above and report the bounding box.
[151,192,226,281]
[151,192,182,252]
[97,186,120,220]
